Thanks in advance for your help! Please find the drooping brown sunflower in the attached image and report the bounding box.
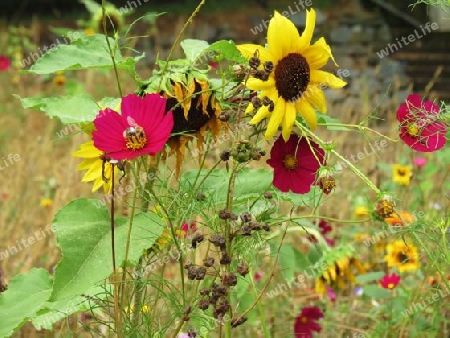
[144,61,227,176]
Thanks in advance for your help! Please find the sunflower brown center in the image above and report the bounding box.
[397,169,406,176]
[397,252,409,263]
[282,154,298,170]
[123,126,147,150]
[274,53,310,102]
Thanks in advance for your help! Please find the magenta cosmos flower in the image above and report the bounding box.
[379,273,401,290]
[0,56,11,71]
[267,134,325,194]
[93,94,174,160]
[397,94,447,152]
[294,306,324,338]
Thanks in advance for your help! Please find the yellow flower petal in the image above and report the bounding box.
[310,70,347,88]
[296,9,316,53]
[73,140,102,158]
[281,102,296,141]
[303,37,337,69]
[245,77,276,91]
[303,85,327,113]
[237,44,275,63]
[296,98,317,130]
[250,104,271,125]
[268,11,301,61]
[264,97,284,139]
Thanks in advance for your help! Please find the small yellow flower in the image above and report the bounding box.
[125,304,150,314]
[354,206,369,217]
[384,240,420,272]
[392,164,412,186]
[73,140,116,193]
[40,198,53,208]
[237,9,346,140]
[85,28,95,36]
[53,73,67,87]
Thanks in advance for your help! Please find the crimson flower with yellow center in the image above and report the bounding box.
[293,306,323,338]
[238,9,346,140]
[379,273,401,289]
[93,94,174,160]
[267,134,325,194]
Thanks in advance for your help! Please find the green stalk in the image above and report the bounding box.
[295,121,380,195]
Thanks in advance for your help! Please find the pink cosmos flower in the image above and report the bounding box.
[294,306,324,338]
[93,94,174,160]
[267,134,325,194]
[413,157,427,168]
[379,273,401,289]
[0,56,11,71]
[397,94,447,152]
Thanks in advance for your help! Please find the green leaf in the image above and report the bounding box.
[363,284,392,299]
[278,244,296,281]
[318,115,351,131]
[16,94,99,124]
[51,198,165,301]
[205,40,247,63]
[22,34,142,75]
[181,39,210,62]
[181,169,272,206]
[356,271,385,283]
[0,268,52,338]
[31,284,108,330]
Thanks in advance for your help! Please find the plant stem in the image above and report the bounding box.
[110,163,122,337]
[296,121,380,195]
[102,0,123,98]
[156,0,207,92]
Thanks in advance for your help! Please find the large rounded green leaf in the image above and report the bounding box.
[50,198,164,301]
[0,268,52,338]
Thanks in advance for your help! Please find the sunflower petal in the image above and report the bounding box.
[245,77,275,91]
[267,11,301,61]
[237,44,275,63]
[310,70,347,88]
[302,37,337,69]
[250,104,271,124]
[264,97,284,139]
[297,8,316,53]
[281,102,296,141]
[304,85,327,113]
[296,98,317,130]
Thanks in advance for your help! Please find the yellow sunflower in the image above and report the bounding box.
[384,240,420,272]
[73,140,116,193]
[392,164,412,186]
[315,249,365,294]
[237,9,346,140]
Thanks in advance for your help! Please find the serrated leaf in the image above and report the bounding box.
[22,34,142,75]
[181,39,210,62]
[51,198,164,301]
[206,40,247,63]
[16,94,99,124]
[0,268,52,338]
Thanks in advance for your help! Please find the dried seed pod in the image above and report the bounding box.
[237,261,249,277]
[263,192,273,199]
[262,223,270,231]
[210,234,226,249]
[196,193,206,201]
[251,96,262,109]
[199,288,211,296]
[203,257,215,268]
[220,150,230,162]
[240,212,252,223]
[264,60,274,73]
[199,298,210,310]
[220,252,232,265]
[222,272,237,286]
[249,56,261,70]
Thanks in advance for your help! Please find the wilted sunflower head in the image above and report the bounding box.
[143,59,227,176]
[314,246,365,295]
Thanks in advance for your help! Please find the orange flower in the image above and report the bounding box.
[384,211,415,226]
